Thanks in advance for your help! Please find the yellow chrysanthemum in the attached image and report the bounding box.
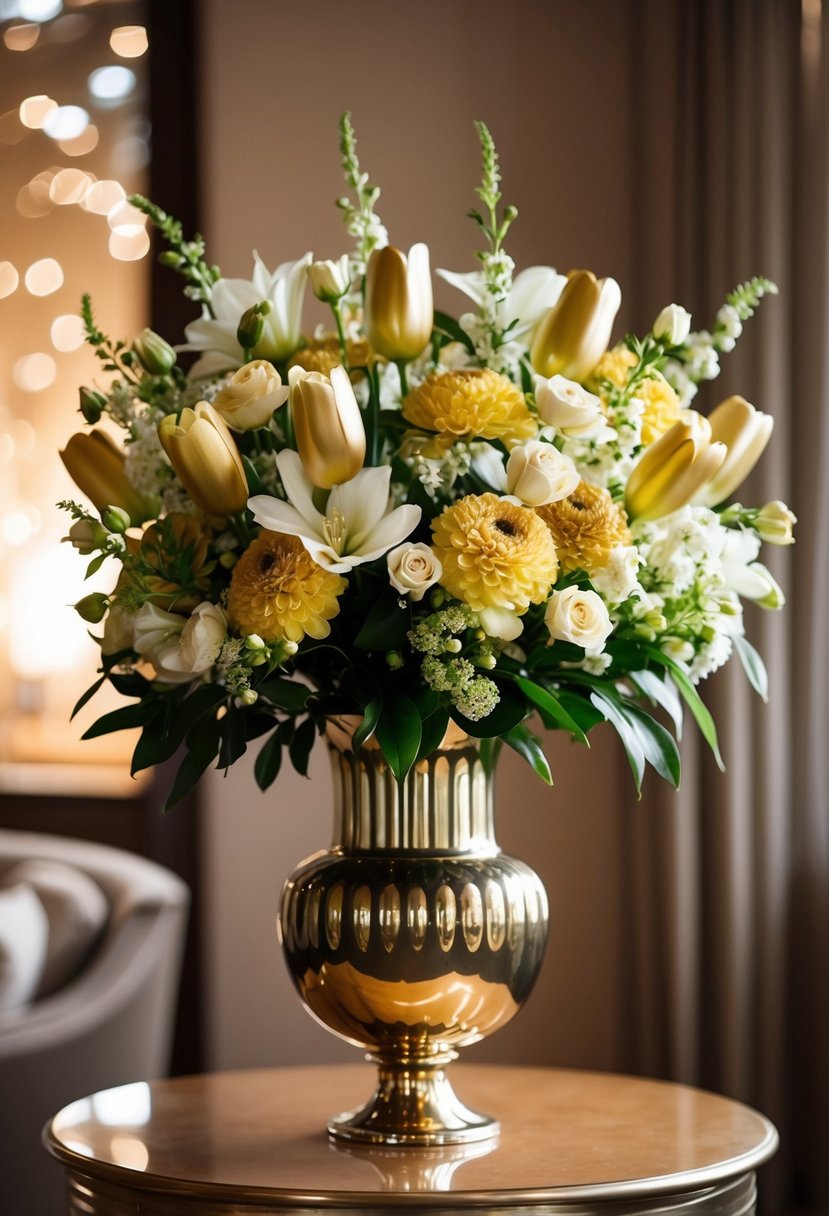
[431,493,558,612]
[288,335,371,379]
[126,513,213,611]
[536,481,631,575]
[228,531,345,644]
[591,346,681,443]
[403,369,537,446]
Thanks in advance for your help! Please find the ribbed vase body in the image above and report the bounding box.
[278,724,549,1145]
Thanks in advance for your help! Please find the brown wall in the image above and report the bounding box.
[199,0,638,1072]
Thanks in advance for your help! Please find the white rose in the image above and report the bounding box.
[307,255,350,302]
[213,360,289,431]
[387,543,442,601]
[652,303,692,345]
[545,586,613,653]
[179,603,228,671]
[506,439,579,507]
[132,603,192,683]
[534,374,606,439]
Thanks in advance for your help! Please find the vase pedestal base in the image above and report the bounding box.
[328,1054,499,1146]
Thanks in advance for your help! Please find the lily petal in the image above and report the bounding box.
[275,449,324,530]
[349,503,422,561]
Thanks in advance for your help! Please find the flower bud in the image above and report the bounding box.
[239,688,259,706]
[101,504,131,534]
[236,302,271,352]
[157,401,249,516]
[625,414,727,521]
[694,396,774,507]
[63,518,108,554]
[530,270,621,381]
[755,500,796,545]
[244,633,266,650]
[288,364,366,489]
[74,592,109,624]
[132,327,176,375]
[79,387,106,424]
[158,251,185,268]
[219,551,237,569]
[444,638,463,654]
[214,360,289,431]
[308,255,350,302]
[60,430,156,523]
[365,243,433,361]
[506,439,580,507]
[652,303,692,346]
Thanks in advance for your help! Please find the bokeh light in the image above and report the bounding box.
[19,0,63,20]
[50,168,93,205]
[107,198,145,233]
[108,228,150,261]
[8,420,37,459]
[13,353,58,391]
[0,263,20,299]
[109,25,147,57]
[43,104,90,141]
[84,178,125,214]
[88,65,136,102]
[24,257,64,295]
[4,24,40,51]
[58,123,98,156]
[51,314,86,351]
[19,95,58,130]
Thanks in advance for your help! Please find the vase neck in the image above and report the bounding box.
[328,740,497,854]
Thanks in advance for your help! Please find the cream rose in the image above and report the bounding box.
[132,603,192,683]
[545,586,613,653]
[179,603,228,672]
[506,439,579,507]
[213,360,289,431]
[534,374,607,439]
[387,542,442,601]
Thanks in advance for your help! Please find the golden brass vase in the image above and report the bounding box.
[278,721,549,1147]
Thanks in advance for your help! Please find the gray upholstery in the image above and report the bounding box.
[0,830,189,1216]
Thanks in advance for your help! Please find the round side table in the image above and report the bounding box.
[45,1064,778,1214]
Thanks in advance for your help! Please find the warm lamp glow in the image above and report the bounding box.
[51,313,85,351]
[0,262,19,298]
[24,257,64,295]
[12,353,57,391]
[4,24,40,51]
[108,1135,150,1171]
[2,503,42,547]
[19,95,58,129]
[109,25,147,58]
[8,542,94,681]
[8,420,37,458]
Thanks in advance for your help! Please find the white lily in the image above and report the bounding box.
[436,265,567,339]
[248,450,421,574]
[183,252,313,377]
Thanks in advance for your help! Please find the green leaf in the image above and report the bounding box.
[241,454,263,495]
[479,735,503,776]
[451,679,526,738]
[589,690,645,794]
[628,669,683,738]
[219,709,248,768]
[507,675,589,744]
[289,716,317,777]
[375,689,422,782]
[353,594,409,653]
[254,730,283,791]
[622,703,681,787]
[352,697,382,751]
[81,699,157,739]
[555,690,605,733]
[84,553,107,579]
[130,716,174,776]
[70,676,105,721]
[432,309,475,353]
[734,635,769,701]
[647,648,725,770]
[258,677,309,713]
[416,707,451,761]
[502,723,552,784]
[164,719,221,812]
[109,671,153,698]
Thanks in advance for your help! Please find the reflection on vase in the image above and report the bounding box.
[279,721,549,1145]
[331,1134,498,1191]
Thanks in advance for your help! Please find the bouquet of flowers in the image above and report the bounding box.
[60,116,793,808]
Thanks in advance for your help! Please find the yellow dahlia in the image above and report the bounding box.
[288,335,371,379]
[591,346,681,443]
[536,481,631,575]
[227,531,345,643]
[403,370,537,445]
[431,493,558,613]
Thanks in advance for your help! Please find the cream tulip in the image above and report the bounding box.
[652,304,692,345]
[694,396,774,507]
[530,270,621,381]
[365,243,433,361]
[289,364,366,489]
[625,414,727,521]
[60,430,156,523]
[157,401,249,516]
[308,255,351,302]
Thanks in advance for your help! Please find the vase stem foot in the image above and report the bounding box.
[327,1054,499,1147]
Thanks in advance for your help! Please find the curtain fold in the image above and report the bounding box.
[626,1,827,1210]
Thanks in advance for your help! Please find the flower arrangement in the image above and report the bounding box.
[60,116,793,808]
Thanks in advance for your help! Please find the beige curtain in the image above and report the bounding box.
[624,1,829,1210]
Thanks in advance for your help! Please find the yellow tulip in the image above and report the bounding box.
[289,364,366,488]
[530,269,621,381]
[60,430,156,523]
[625,414,727,521]
[694,396,774,507]
[157,401,248,516]
[365,243,433,361]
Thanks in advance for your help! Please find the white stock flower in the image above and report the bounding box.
[437,265,567,339]
[534,374,609,439]
[213,360,289,431]
[506,439,579,506]
[590,545,642,604]
[249,449,421,574]
[721,528,785,608]
[387,542,442,601]
[545,586,613,653]
[652,304,692,345]
[183,252,313,377]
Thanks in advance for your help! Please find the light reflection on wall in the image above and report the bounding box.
[0,0,150,782]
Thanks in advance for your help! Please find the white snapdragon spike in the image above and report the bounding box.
[534,374,610,440]
[652,303,692,345]
[590,544,643,605]
[249,450,421,574]
[720,528,785,608]
[183,252,313,377]
[506,440,579,506]
[437,265,567,339]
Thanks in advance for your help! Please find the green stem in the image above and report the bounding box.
[368,364,382,465]
[333,303,349,366]
[396,360,410,397]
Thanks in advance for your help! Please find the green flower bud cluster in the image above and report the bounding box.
[421,655,499,721]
